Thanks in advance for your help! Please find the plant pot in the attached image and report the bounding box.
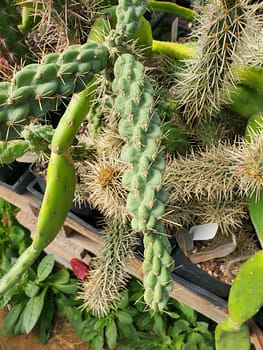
[171,245,231,299]
[0,161,34,194]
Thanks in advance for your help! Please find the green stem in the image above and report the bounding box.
[51,80,96,154]
[233,66,263,90]
[0,245,40,295]
[148,0,195,21]
[152,40,194,60]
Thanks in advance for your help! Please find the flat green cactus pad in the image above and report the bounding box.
[229,250,263,324]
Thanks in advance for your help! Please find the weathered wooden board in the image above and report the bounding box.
[0,185,229,323]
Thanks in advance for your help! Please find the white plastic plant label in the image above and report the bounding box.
[189,222,219,241]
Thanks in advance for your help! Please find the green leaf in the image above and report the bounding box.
[14,310,26,335]
[37,255,55,282]
[0,302,25,335]
[116,310,133,325]
[134,311,152,331]
[52,283,78,295]
[194,321,209,333]
[170,319,190,337]
[0,250,11,272]
[117,290,129,309]
[46,268,70,285]
[9,225,25,245]
[36,293,55,344]
[105,318,118,349]
[90,333,104,350]
[23,288,47,333]
[183,332,203,350]
[117,321,139,340]
[24,281,41,297]
[171,333,186,350]
[248,189,263,248]
[153,313,166,338]
[166,311,180,320]
[173,300,197,325]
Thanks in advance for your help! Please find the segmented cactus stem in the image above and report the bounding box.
[115,0,147,41]
[112,53,174,312]
[0,41,108,140]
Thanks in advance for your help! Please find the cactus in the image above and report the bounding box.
[79,221,135,318]
[21,123,54,155]
[227,84,263,117]
[0,0,262,321]
[215,251,263,349]
[115,0,147,40]
[0,41,108,140]
[0,80,96,294]
[0,150,76,294]
[175,0,263,124]
[79,153,128,222]
[166,135,263,204]
[112,53,174,312]
[228,251,263,324]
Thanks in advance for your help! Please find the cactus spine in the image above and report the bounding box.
[112,53,174,312]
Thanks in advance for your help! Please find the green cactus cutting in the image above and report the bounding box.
[112,53,174,312]
[0,151,76,294]
[0,41,108,140]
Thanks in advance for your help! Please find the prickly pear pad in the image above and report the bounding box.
[228,250,263,324]
[112,53,174,312]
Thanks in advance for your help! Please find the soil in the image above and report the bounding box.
[0,308,89,350]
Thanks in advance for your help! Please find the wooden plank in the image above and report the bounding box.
[0,185,40,210]
[1,186,228,323]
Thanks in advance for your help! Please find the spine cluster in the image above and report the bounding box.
[166,135,263,204]
[80,222,135,318]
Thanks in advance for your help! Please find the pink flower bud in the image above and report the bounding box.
[70,258,89,280]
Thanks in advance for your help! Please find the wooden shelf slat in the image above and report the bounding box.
[1,186,229,323]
